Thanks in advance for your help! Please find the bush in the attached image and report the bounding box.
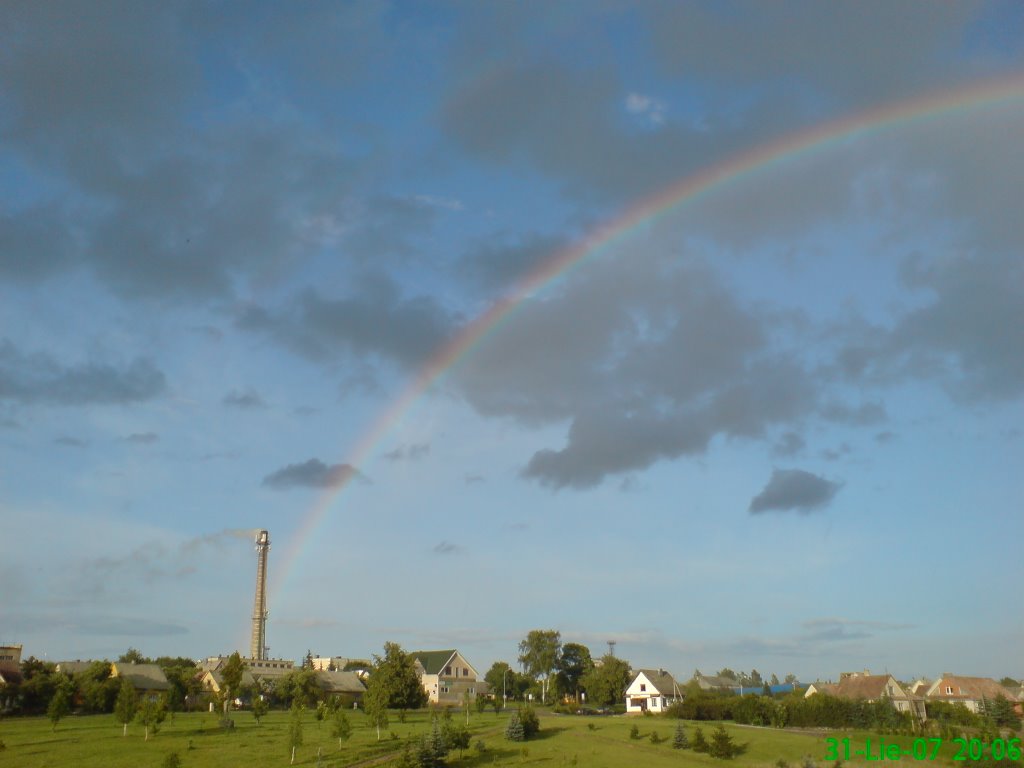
[709,724,746,759]
[519,706,540,739]
[692,726,709,753]
[629,723,640,739]
[162,753,182,768]
[650,730,662,744]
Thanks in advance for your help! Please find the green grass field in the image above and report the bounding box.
[0,708,1014,768]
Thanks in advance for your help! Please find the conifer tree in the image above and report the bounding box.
[692,726,709,753]
[673,721,689,749]
[505,711,525,742]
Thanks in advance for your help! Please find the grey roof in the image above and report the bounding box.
[695,674,737,689]
[316,670,366,695]
[55,661,98,675]
[113,663,170,691]
[635,669,682,696]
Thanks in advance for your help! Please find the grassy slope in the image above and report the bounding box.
[0,709,1015,767]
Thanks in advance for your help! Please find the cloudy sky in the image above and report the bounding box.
[2,1,1022,683]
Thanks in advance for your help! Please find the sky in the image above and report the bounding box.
[1,1,1022,684]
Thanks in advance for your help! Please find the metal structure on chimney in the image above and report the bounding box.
[250,529,270,661]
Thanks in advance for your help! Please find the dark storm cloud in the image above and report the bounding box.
[459,233,569,293]
[458,256,818,488]
[645,1,979,106]
[820,401,887,425]
[802,618,914,643]
[749,469,842,514]
[125,432,159,444]
[0,340,166,405]
[11,613,189,637]
[262,458,364,490]
[773,432,806,457]
[383,443,431,462]
[432,541,463,556]
[239,276,458,371]
[442,60,755,205]
[890,251,1024,401]
[223,389,267,409]
[835,251,1024,402]
[0,4,408,301]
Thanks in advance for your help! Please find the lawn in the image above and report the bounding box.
[0,709,1015,767]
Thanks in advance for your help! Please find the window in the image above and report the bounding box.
[640,684,646,691]
[464,668,469,677]
[945,686,953,695]
[445,665,452,675]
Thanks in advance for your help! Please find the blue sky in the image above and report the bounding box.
[1,1,1022,684]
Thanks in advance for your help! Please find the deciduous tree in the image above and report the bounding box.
[47,678,72,731]
[518,629,561,704]
[371,642,427,710]
[114,678,138,736]
[555,643,593,702]
[288,701,304,764]
[580,654,631,707]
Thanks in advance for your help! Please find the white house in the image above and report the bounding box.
[625,669,683,714]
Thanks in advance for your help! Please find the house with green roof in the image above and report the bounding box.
[410,649,483,705]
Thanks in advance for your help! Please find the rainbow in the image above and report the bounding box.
[270,72,1024,601]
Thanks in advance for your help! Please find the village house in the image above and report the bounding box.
[314,670,366,703]
[625,668,684,714]
[925,674,1020,714]
[805,671,925,721]
[410,649,482,705]
[0,644,23,712]
[110,662,170,702]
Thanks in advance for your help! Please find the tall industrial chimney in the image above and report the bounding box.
[250,529,270,660]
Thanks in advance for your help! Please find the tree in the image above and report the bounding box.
[484,661,514,704]
[363,674,390,741]
[770,673,780,686]
[77,660,119,714]
[136,696,167,740]
[717,668,737,681]
[505,711,525,742]
[580,654,631,706]
[692,726,709,753]
[118,648,151,665]
[673,721,690,749]
[220,651,246,717]
[749,670,763,685]
[251,693,268,725]
[47,678,72,731]
[784,674,798,685]
[555,643,593,702]
[114,678,138,736]
[288,701,304,764]
[331,709,352,747]
[709,723,745,759]
[518,630,561,704]
[998,677,1020,689]
[277,667,321,708]
[371,642,428,710]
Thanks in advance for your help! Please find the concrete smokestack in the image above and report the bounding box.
[250,529,270,660]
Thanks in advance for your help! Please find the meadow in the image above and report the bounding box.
[0,707,1012,768]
